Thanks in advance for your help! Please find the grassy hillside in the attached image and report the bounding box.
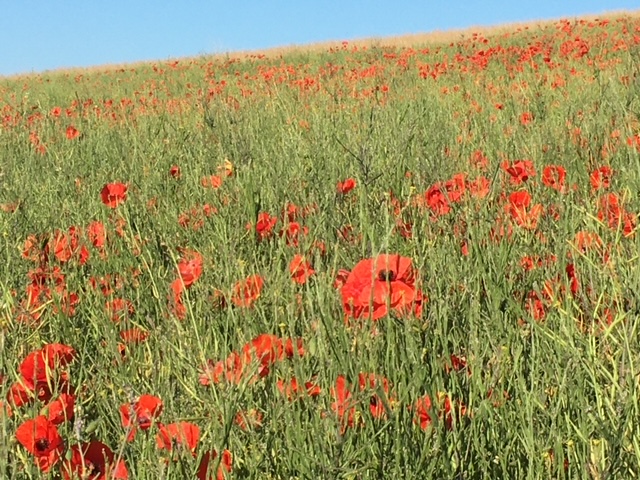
[1,13,640,479]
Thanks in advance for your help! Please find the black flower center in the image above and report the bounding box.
[377,269,396,282]
[35,439,50,453]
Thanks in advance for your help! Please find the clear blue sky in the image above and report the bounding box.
[1,0,638,76]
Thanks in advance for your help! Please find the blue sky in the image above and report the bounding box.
[1,0,638,76]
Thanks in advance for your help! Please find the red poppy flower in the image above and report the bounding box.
[120,394,163,441]
[341,254,417,321]
[240,334,284,378]
[507,190,543,229]
[279,221,308,247]
[519,111,533,126]
[168,279,187,320]
[358,373,392,419]
[7,379,33,408]
[590,166,613,190]
[502,160,536,185]
[15,416,65,472]
[200,175,223,189]
[156,422,200,455]
[424,183,452,216]
[277,376,321,400]
[467,176,491,198]
[330,376,357,432]
[66,125,80,140]
[119,327,149,344]
[289,254,315,284]
[541,165,566,192]
[231,274,264,308]
[597,192,636,236]
[284,337,305,358]
[19,343,76,392]
[177,251,203,288]
[105,298,134,323]
[199,352,245,386]
[43,393,75,426]
[437,392,468,430]
[197,449,233,480]
[411,394,433,430]
[337,178,357,195]
[100,183,128,208]
[62,441,128,480]
[169,164,181,179]
[251,212,278,240]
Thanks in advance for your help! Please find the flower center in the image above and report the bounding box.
[35,438,50,453]
[377,269,396,282]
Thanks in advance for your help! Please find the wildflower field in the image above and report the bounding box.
[2,13,640,479]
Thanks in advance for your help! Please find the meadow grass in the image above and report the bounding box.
[1,13,640,480]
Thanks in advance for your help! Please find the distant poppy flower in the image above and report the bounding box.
[0,399,11,419]
[15,416,65,472]
[597,192,636,236]
[541,165,566,192]
[231,274,264,308]
[507,190,543,229]
[519,111,533,126]
[197,449,233,480]
[277,376,321,400]
[105,298,134,323]
[0,201,19,213]
[240,333,284,378]
[62,441,128,480]
[250,212,277,240]
[467,177,491,198]
[168,279,187,320]
[169,165,181,179]
[200,175,223,189]
[289,254,315,284]
[341,254,417,321]
[447,354,469,375]
[358,373,392,419]
[280,221,308,247]
[437,392,468,430]
[66,126,80,140]
[120,394,163,441]
[100,183,128,208]
[337,178,356,195]
[590,166,613,190]
[177,251,203,288]
[156,421,200,455]
[119,328,149,344]
[470,150,489,169]
[411,394,433,430]
[85,221,106,249]
[502,159,536,185]
[424,183,452,216]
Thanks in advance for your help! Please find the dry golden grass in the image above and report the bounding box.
[3,9,639,80]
